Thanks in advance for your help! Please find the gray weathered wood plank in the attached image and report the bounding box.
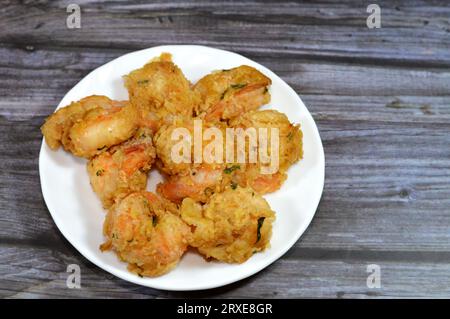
[1,1,450,66]
[3,245,450,298]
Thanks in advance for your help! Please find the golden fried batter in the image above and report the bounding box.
[194,65,271,121]
[154,118,230,203]
[180,187,275,263]
[157,166,230,204]
[41,95,139,158]
[87,128,156,208]
[101,192,191,277]
[229,110,303,194]
[124,53,200,130]
[157,110,302,203]
[153,119,226,176]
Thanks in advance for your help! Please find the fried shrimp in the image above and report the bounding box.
[87,128,156,208]
[194,65,271,122]
[157,110,302,203]
[154,119,229,203]
[229,110,303,194]
[153,119,226,176]
[180,187,275,263]
[153,120,195,176]
[41,95,139,158]
[157,166,228,204]
[124,53,200,130]
[101,192,191,277]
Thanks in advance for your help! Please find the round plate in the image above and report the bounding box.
[39,45,325,291]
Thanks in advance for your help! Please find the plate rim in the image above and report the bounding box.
[39,44,325,291]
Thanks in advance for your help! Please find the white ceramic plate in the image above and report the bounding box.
[39,45,325,291]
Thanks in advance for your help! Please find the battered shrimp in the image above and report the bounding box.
[194,65,271,122]
[154,118,229,203]
[101,192,191,277]
[180,187,275,263]
[87,128,156,208]
[41,95,139,158]
[157,166,229,204]
[41,96,123,150]
[157,110,302,203]
[229,110,303,194]
[124,53,200,130]
[153,120,195,176]
[69,101,139,158]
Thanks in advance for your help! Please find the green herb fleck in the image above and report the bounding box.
[263,86,269,94]
[287,132,293,141]
[112,233,118,239]
[220,88,229,100]
[152,216,158,227]
[230,182,237,190]
[137,273,143,278]
[224,165,240,174]
[96,169,105,176]
[137,79,149,85]
[230,83,247,89]
[256,217,265,243]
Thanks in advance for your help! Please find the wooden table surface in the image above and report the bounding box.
[1,0,449,298]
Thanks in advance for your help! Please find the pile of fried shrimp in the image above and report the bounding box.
[41,53,303,277]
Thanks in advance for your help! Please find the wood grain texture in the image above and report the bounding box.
[1,0,450,298]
